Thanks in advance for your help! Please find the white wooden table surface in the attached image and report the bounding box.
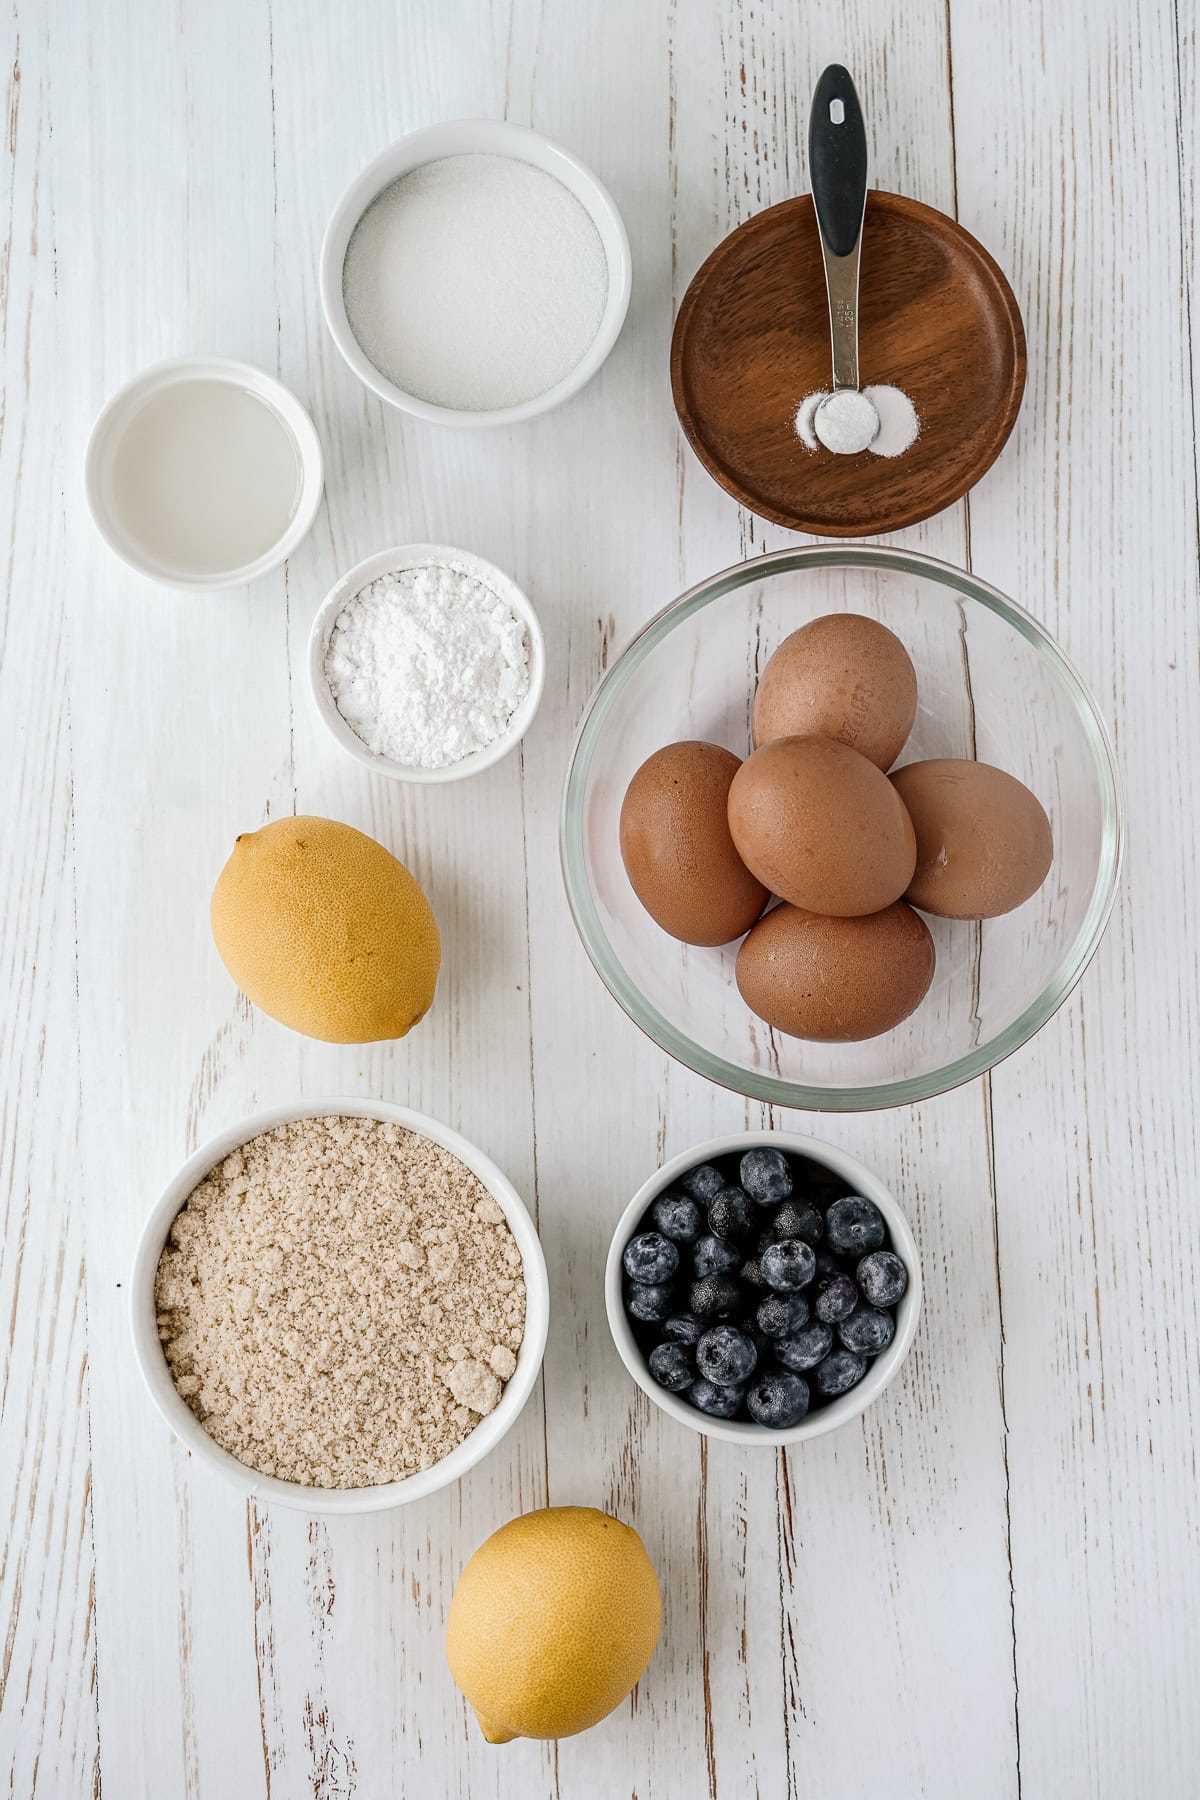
[3,1,1198,1794]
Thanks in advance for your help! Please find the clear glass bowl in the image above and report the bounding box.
[560,546,1122,1111]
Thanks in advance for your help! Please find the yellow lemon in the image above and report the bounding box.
[446,1506,661,1744]
[210,815,440,1043]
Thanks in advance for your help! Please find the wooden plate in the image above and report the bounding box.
[671,191,1026,536]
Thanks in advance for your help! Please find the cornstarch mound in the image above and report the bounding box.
[154,1117,526,1488]
[324,560,531,769]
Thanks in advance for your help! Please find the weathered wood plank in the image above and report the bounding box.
[951,0,1200,1792]
[0,2,98,1793]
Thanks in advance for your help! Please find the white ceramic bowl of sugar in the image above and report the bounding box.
[308,542,546,784]
[319,117,632,427]
[130,1098,550,1515]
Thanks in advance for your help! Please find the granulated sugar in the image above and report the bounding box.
[324,560,531,769]
[342,153,608,411]
[154,1117,526,1488]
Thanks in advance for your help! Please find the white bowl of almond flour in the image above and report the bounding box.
[131,1101,548,1513]
[319,117,632,426]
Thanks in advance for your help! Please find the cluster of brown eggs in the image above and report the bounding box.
[619,614,1053,1043]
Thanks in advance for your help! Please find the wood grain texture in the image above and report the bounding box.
[950,0,1200,1792]
[0,0,1196,1796]
[0,5,99,1796]
[671,190,1026,533]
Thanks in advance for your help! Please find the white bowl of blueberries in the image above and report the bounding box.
[605,1133,921,1441]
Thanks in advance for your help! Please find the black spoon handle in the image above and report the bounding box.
[808,64,868,389]
[809,64,868,258]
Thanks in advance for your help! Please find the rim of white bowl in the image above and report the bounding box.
[605,1131,922,1445]
[83,355,325,591]
[318,117,633,427]
[131,1098,549,1514]
[561,542,1125,1112]
[307,543,546,783]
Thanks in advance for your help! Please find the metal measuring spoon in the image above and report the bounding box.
[809,65,879,453]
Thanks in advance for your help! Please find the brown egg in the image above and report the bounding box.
[736,902,935,1041]
[752,613,918,769]
[727,737,917,916]
[619,741,769,946]
[890,759,1053,919]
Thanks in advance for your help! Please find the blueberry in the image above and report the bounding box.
[857,1250,908,1308]
[692,1234,741,1279]
[760,1239,816,1293]
[799,1157,848,1201]
[661,1313,703,1346]
[757,1291,810,1337]
[825,1195,886,1256]
[680,1162,725,1203]
[813,1271,859,1324]
[746,1371,809,1428]
[812,1347,867,1398]
[772,1200,823,1246]
[690,1274,744,1319]
[739,1147,793,1206]
[740,1256,769,1291]
[625,1281,675,1323]
[623,1232,679,1285]
[648,1342,694,1391]
[650,1192,702,1243]
[773,1322,834,1372]
[838,1304,896,1357]
[687,1377,746,1419]
[708,1186,755,1240]
[696,1325,758,1387]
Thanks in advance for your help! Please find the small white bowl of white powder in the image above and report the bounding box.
[309,543,545,782]
[320,118,631,426]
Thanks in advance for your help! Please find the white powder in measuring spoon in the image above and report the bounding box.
[342,154,609,411]
[795,383,920,457]
[814,387,880,454]
[324,561,531,769]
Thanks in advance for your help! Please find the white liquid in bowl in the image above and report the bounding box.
[108,378,303,577]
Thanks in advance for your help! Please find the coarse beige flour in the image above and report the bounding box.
[154,1117,526,1488]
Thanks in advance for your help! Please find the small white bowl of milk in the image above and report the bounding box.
[84,356,324,590]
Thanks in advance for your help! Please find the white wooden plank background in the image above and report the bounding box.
[2,1,1197,1795]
